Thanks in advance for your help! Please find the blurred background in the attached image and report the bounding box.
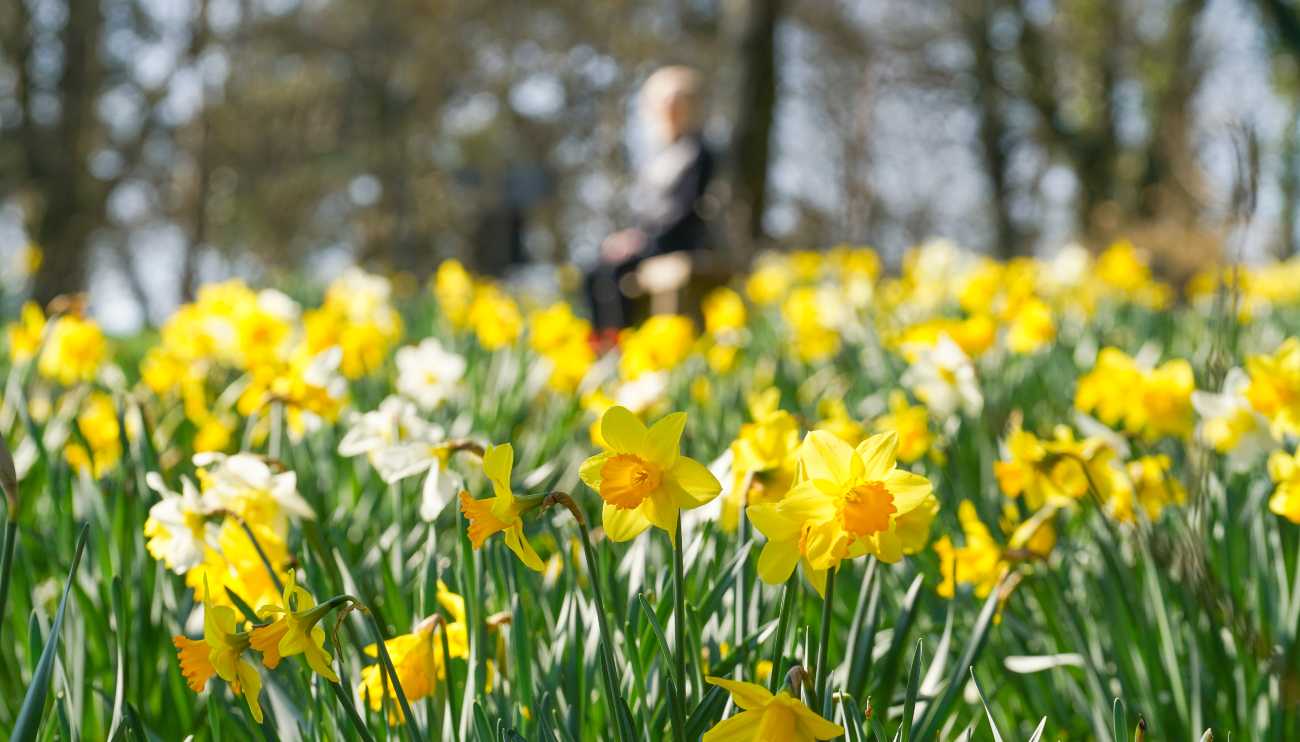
[0,0,1298,333]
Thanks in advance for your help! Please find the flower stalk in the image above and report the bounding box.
[541,491,633,742]
[672,511,689,727]
[813,563,837,714]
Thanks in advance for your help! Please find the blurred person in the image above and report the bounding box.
[585,65,716,343]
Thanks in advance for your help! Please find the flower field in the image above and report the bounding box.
[2,240,1300,740]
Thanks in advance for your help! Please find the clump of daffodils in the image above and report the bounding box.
[144,453,313,609]
[1075,347,1193,441]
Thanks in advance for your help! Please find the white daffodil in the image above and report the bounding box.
[901,335,983,420]
[613,371,668,414]
[144,472,217,574]
[396,339,467,410]
[192,452,314,536]
[1193,368,1276,471]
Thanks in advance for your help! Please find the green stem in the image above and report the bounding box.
[361,606,427,742]
[768,577,797,693]
[545,493,632,742]
[672,512,689,742]
[813,564,837,714]
[0,520,15,643]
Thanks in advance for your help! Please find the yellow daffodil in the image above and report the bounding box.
[1076,348,1193,440]
[1107,455,1185,523]
[433,259,476,329]
[721,389,801,530]
[748,431,937,594]
[357,582,470,723]
[1267,448,1300,523]
[5,301,46,363]
[702,676,843,741]
[64,392,122,478]
[175,593,264,723]
[468,283,523,350]
[619,315,696,380]
[459,443,544,570]
[37,314,107,385]
[872,390,935,464]
[1005,297,1056,354]
[993,423,1120,509]
[1245,338,1300,438]
[703,287,747,336]
[250,573,340,682]
[580,406,722,542]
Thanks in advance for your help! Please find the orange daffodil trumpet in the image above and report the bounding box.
[748,430,938,594]
[580,406,723,542]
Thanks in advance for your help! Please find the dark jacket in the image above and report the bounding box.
[633,133,714,257]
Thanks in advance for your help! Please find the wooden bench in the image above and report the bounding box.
[620,250,734,320]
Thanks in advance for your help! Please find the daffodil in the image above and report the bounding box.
[993,423,1120,509]
[619,315,696,380]
[1192,368,1275,470]
[1107,455,1185,523]
[702,676,843,741]
[64,391,122,478]
[1245,338,1300,438]
[459,443,545,570]
[174,594,264,723]
[395,338,466,409]
[748,430,937,594]
[249,572,340,682]
[1076,347,1193,441]
[872,390,935,464]
[144,472,215,574]
[37,313,107,385]
[357,582,470,723]
[4,301,46,363]
[580,406,722,542]
[1266,448,1300,523]
[900,335,983,419]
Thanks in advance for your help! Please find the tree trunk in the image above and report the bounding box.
[31,0,103,305]
[964,0,1021,259]
[727,0,781,258]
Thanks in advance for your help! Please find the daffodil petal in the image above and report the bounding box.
[602,503,652,542]
[482,443,514,500]
[579,451,611,490]
[702,708,765,742]
[645,412,687,468]
[746,502,801,542]
[794,704,846,739]
[640,493,679,539]
[756,538,800,585]
[778,484,837,523]
[601,406,648,454]
[670,455,722,505]
[884,469,933,511]
[704,676,774,709]
[856,431,898,480]
[798,430,856,486]
[504,525,544,571]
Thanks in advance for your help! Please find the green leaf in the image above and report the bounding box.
[901,639,923,742]
[11,522,88,742]
[969,667,1005,742]
[912,577,1000,741]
